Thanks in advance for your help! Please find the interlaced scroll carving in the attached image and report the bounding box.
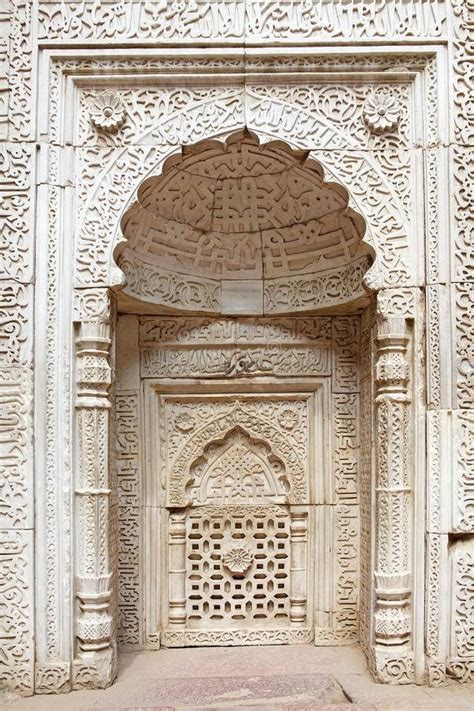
[372,316,414,683]
[162,626,313,647]
[453,411,474,532]
[7,0,33,141]
[0,530,34,694]
[452,1,474,145]
[447,538,474,683]
[0,145,33,283]
[455,283,474,409]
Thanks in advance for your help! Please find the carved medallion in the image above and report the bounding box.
[89,91,126,133]
[222,546,254,576]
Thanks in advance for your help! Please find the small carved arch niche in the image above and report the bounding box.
[117,129,373,315]
[185,426,290,505]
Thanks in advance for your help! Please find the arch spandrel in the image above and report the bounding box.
[114,129,374,315]
[75,95,415,294]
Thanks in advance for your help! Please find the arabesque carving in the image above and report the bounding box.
[2,0,473,694]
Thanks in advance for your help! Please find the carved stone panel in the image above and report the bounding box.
[182,505,293,630]
[162,395,310,507]
[448,538,474,682]
[140,316,332,379]
[139,337,360,649]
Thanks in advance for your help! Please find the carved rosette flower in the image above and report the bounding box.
[277,408,299,431]
[174,412,195,432]
[222,546,253,575]
[363,94,400,135]
[89,91,126,133]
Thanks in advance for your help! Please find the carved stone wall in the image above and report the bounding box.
[116,314,361,650]
[0,0,472,695]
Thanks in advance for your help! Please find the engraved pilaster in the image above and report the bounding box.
[372,316,414,683]
[289,509,308,626]
[72,290,116,689]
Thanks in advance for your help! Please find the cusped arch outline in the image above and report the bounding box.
[116,128,373,314]
[75,97,412,291]
[185,425,290,505]
[168,406,307,507]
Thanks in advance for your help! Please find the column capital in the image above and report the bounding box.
[73,288,111,324]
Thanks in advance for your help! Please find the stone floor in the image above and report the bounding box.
[2,646,474,710]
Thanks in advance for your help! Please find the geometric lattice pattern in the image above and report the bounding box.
[186,505,290,628]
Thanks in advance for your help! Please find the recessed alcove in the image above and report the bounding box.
[116,130,373,316]
[113,130,375,652]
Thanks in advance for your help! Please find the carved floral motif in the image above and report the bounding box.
[222,546,253,575]
[277,409,299,431]
[89,91,126,133]
[363,94,401,134]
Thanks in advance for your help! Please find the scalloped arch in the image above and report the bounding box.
[113,129,375,314]
[75,103,413,293]
[168,406,307,507]
[185,425,289,505]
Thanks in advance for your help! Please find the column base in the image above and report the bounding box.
[426,658,446,686]
[35,662,71,694]
[72,645,117,690]
[370,647,416,684]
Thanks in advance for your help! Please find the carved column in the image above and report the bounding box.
[168,511,187,627]
[72,290,116,689]
[372,316,414,683]
[289,509,308,626]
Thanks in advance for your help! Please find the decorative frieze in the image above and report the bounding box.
[452,411,474,533]
[425,533,448,685]
[314,503,359,644]
[0,144,34,283]
[332,394,359,505]
[140,316,333,379]
[7,0,33,141]
[447,537,474,682]
[37,1,449,43]
[359,303,375,658]
[451,0,474,145]
[0,367,33,530]
[454,283,474,409]
[264,258,370,314]
[115,392,142,649]
[332,317,360,393]
[450,147,474,283]
[0,282,32,367]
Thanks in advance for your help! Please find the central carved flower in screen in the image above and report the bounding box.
[222,545,254,575]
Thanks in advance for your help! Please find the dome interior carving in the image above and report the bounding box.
[118,130,372,315]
